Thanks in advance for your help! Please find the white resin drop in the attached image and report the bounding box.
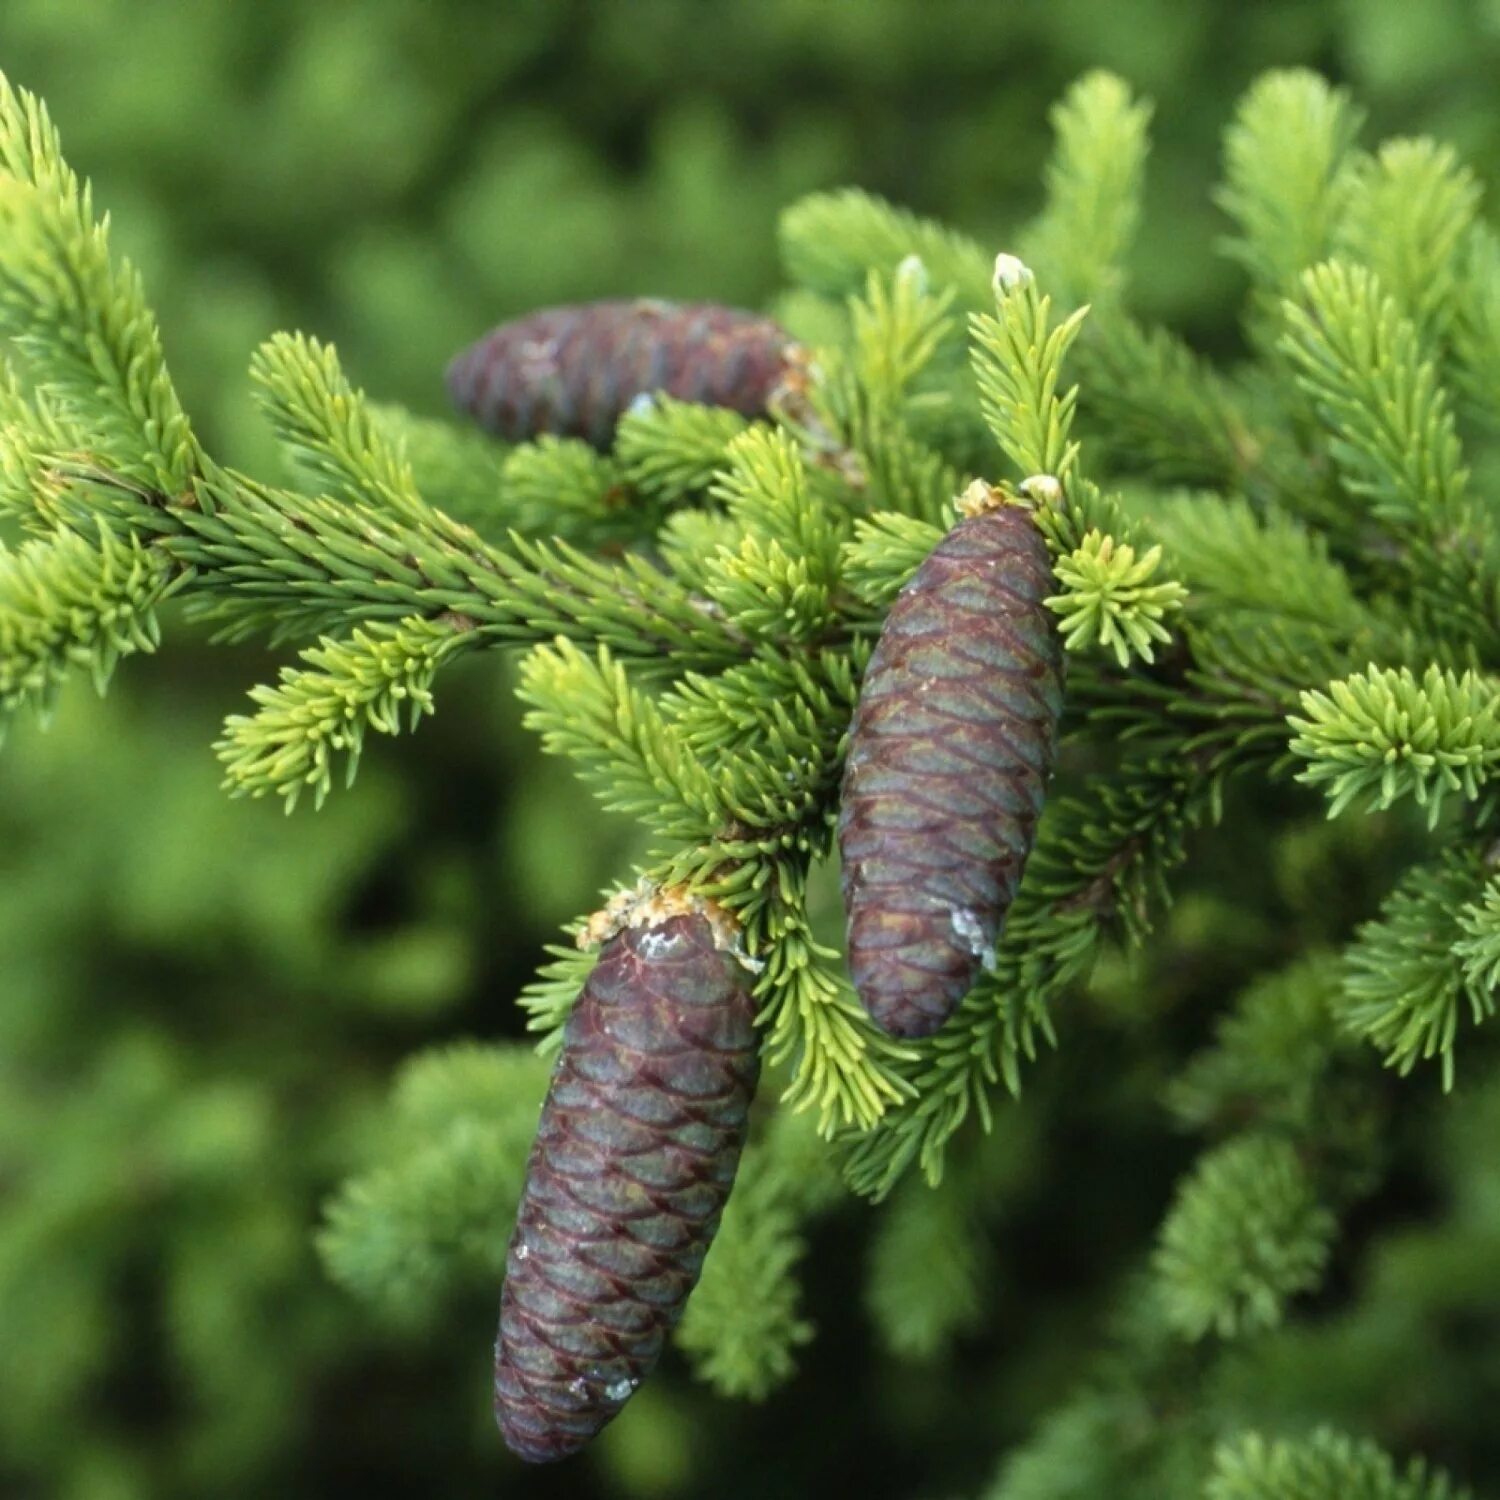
[636,927,686,959]
[992,252,1034,292]
[951,907,997,970]
[895,253,930,294]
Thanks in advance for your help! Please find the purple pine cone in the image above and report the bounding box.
[495,911,759,1463]
[448,299,797,448]
[838,500,1064,1039]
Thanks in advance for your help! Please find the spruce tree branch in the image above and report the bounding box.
[1338,850,1496,1090]
[970,272,1089,483]
[1218,70,1363,303]
[0,76,202,491]
[216,616,469,811]
[615,394,750,502]
[1206,1428,1471,1500]
[1021,69,1152,309]
[1334,137,1481,345]
[1452,225,1500,430]
[1279,259,1500,654]
[366,402,511,535]
[0,519,173,734]
[516,638,724,839]
[51,463,760,669]
[1153,1133,1335,1339]
[251,332,432,523]
[1280,261,1469,537]
[779,187,994,312]
[1288,664,1500,827]
[1070,313,1271,492]
[674,1107,838,1397]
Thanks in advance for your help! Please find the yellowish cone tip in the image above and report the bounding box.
[955,474,1062,521]
[767,344,866,489]
[765,342,818,420]
[578,879,762,972]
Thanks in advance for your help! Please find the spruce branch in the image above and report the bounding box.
[1045,530,1186,668]
[1454,871,1500,997]
[865,1172,985,1358]
[517,938,598,1052]
[844,767,1211,1198]
[778,187,994,312]
[661,646,861,769]
[985,1395,1152,1500]
[711,424,846,575]
[0,77,201,491]
[1153,1133,1335,1340]
[674,1110,835,1398]
[1218,69,1363,298]
[654,507,744,586]
[215,616,467,811]
[516,638,722,839]
[492,532,768,670]
[845,405,962,527]
[115,456,759,668]
[753,894,914,1135]
[1288,665,1500,826]
[1152,495,1367,638]
[1123,493,1388,780]
[1335,137,1481,345]
[1339,852,1495,1088]
[1206,1428,1471,1500]
[849,258,957,411]
[841,510,945,608]
[970,267,1089,483]
[0,361,86,522]
[699,534,834,643]
[1071,314,1255,490]
[0,521,172,733]
[497,435,636,544]
[1451,225,1500,429]
[701,426,848,640]
[615,393,750,502]
[317,1044,550,1320]
[366,403,510,534]
[1023,69,1152,308]
[509,623,908,1140]
[250,333,430,523]
[19,60,1500,1441]
[1168,956,1344,1134]
[1280,260,1469,538]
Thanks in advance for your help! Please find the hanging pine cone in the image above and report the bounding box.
[838,482,1065,1039]
[448,298,799,448]
[494,894,759,1464]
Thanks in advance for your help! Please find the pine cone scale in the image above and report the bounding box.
[839,505,1064,1039]
[495,912,758,1463]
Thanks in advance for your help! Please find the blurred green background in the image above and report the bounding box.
[5,3,1500,1497]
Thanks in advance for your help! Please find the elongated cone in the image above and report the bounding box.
[495,910,759,1463]
[448,298,797,448]
[838,496,1064,1039]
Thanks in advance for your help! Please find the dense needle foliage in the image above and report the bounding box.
[9,8,1500,1499]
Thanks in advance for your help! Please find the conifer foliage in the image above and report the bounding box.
[2,57,1499,1490]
